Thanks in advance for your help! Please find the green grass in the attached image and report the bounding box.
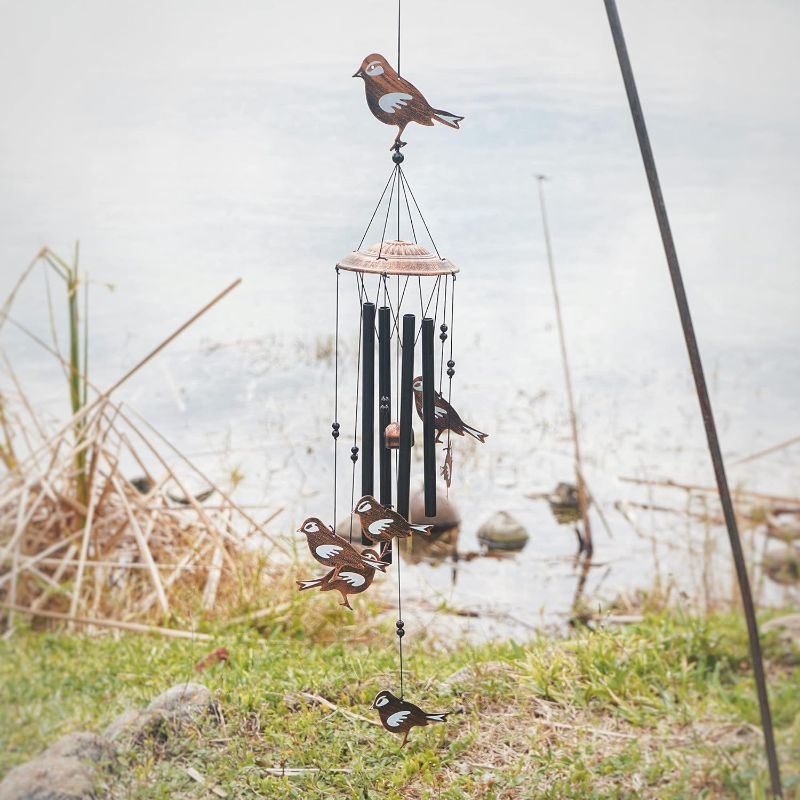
[1,608,799,799]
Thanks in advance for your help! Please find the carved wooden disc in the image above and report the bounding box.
[337,240,459,277]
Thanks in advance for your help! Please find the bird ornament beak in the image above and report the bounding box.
[352,69,363,78]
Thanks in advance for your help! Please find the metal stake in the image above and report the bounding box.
[602,1,782,794]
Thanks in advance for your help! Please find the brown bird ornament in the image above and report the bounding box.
[298,517,388,575]
[412,377,488,443]
[296,547,381,610]
[353,495,432,544]
[372,690,450,746]
[353,54,464,149]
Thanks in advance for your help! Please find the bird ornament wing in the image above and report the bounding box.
[378,92,413,114]
[315,543,344,560]
[367,517,395,537]
[338,570,367,588]
[386,710,412,728]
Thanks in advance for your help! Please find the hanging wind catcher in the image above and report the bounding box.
[295,12,484,744]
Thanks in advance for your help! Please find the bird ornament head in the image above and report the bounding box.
[298,517,326,536]
[353,54,394,80]
[354,495,378,514]
[373,690,397,709]
[412,376,424,393]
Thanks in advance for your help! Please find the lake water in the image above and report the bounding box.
[1,1,799,636]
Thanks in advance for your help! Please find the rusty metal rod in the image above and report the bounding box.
[602,1,782,794]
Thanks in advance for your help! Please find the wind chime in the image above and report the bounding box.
[296,12,486,745]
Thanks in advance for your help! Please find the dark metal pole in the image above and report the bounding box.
[602,2,782,795]
[378,306,393,560]
[421,317,437,517]
[397,313,415,520]
[361,303,375,520]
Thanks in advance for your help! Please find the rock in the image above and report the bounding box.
[102,709,161,746]
[0,756,95,800]
[145,682,214,724]
[43,732,113,766]
[547,482,581,525]
[762,614,800,664]
[762,547,800,586]
[410,488,461,531]
[476,511,529,552]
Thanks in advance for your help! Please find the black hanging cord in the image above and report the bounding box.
[602,1,782,795]
[444,276,456,493]
[331,268,341,528]
[397,0,401,75]
[348,280,364,544]
[377,167,399,261]
[399,167,442,259]
[399,171,418,244]
[357,165,398,252]
[438,275,449,393]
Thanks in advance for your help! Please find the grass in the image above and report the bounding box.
[1,604,799,799]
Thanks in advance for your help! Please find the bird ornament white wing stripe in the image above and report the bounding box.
[315,544,343,560]
[378,92,412,114]
[387,710,411,728]
[368,518,394,537]
[434,406,447,418]
[339,571,367,588]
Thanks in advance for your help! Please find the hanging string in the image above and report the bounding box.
[399,166,442,259]
[445,276,456,481]
[438,274,449,394]
[348,279,364,543]
[399,171,417,244]
[397,0,401,75]
[377,166,399,261]
[357,165,398,251]
[414,275,442,344]
[331,268,341,529]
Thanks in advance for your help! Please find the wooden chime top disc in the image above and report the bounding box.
[337,240,459,277]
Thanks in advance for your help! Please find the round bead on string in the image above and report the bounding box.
[447,359,455,378]
[331,421,340,439]
[350,445,359,463]
[395,620,405,638]
[439,323,448,342]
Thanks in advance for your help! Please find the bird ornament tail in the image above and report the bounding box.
[462,423,488,443]
[425,712,449,722]
[432,109,464,129]
[297,577,325,591]
[361,552,390,572]
[410,523,433,536]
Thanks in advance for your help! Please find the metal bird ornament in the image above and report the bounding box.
[412,377,488,443]
[353,495,433,544]
[372,690,450,746]
[296,547,382,610]
[298,517,389,575]
[353,54,464,150]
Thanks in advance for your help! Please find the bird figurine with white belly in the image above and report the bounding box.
[412,377,488,443]
[353,54,464,150]
[296,547,381,610]
[298,517,388,575]
[353,495,432,544]
[372,690,451,746]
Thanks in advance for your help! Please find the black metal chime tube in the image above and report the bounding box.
[361,303,375,522]
[377,306,393,558]
[397,313,415,520]
[421,317,437,517]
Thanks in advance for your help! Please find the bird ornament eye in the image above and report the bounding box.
[357,501,372,513]
[412,378,423,391]
[303,521,319,533]
[375,694,390,707]
[365,60,384,77]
